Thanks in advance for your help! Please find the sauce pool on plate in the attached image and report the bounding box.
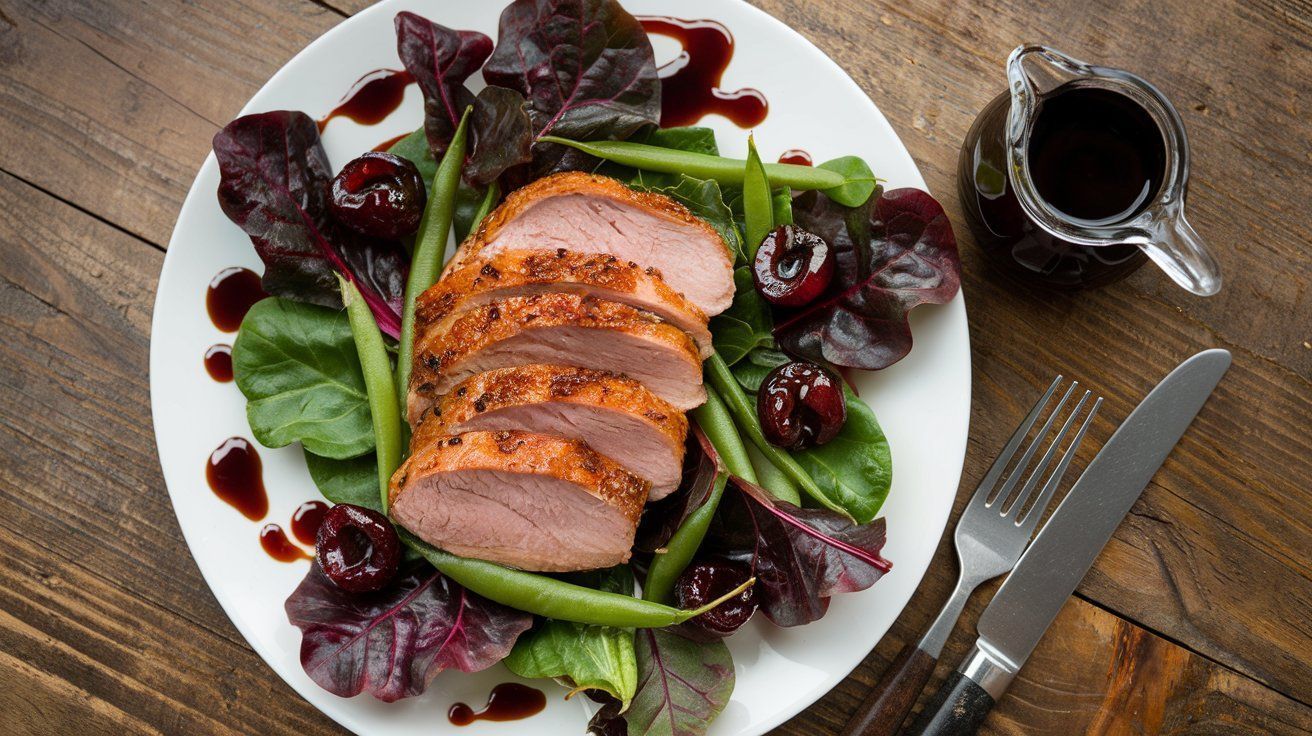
[638,16,767,128]
[260,524,310,562]
[318,69,415,132]
[448,683,546,726]
[206,267,266,332]
[204,343,234,382]
[205,437,267,521]
[290,501,330,546]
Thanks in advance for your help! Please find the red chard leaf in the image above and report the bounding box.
[483,0,661,174]
[588,629,734,736]
[213,111,407,337]
[394,12,493,159]
[285,562,533,702]
[712,477,891,627]
[775,188,961,370]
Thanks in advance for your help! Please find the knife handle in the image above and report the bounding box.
[837,643,937,736]
[902,670,994,736]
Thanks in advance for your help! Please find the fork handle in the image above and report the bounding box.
[838,643,937,736]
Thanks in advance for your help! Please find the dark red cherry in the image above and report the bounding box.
[674,559,758,638]
[752,225,834,307]
[314,504,401,592]
[757,361,846,450]
[328,152,426,239]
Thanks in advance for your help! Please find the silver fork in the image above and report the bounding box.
[838,376,1101,736]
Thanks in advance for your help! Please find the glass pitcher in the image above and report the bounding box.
[958,45,1221,295]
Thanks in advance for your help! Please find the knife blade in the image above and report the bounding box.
[906,348,1231,736]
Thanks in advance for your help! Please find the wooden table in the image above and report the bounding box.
[2,0,1309,733]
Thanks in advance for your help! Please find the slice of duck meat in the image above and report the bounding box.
[413,365,687,500]
[389,430,648,571]
[419,249,713,358]
[447,172,734,316]
[409,293,705,422]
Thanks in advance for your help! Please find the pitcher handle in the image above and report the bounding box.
[1138,215,1222,296]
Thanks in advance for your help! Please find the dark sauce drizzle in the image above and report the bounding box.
[290,500,330,546]
[448,683,547,726]
[778,149,812,166]
[260,524,310,562]
[204,344,233,382]
[372,132,411,153]
[318,69,415,132]
[638,17,767,128]
[206,437,267,521]
[206,267,266,332]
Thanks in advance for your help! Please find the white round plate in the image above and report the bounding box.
[150,1,970,734]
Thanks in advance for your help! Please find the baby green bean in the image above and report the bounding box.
[705,353,852,518]
[742,136,773,263]
[540,136,847,191]
[401,531,753,627]
[748,445,802,506]
[643,472,728,605]
[396,108,471,417]
[339,275,403,512]
[690,384,756,483]
[469,180,500,234]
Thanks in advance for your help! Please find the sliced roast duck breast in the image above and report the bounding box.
[419,249,713,358]
[389,430,648,571]
[447,172,735,316]
[409,292,705,421]
[413,365,687,499]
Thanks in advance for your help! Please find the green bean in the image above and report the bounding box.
[396,108,471,416]
[469,180,500,234]
[705,352,852,518]
[339,275,403,512]
[401,530,754,627]
[742,135,773,263]
[748,445,802,506]
[690,384,756,483]
[540,136,847,191]
[643,472,728,605]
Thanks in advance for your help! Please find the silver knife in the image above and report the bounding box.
[906,348,1231,736]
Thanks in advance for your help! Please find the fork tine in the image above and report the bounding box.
[1017,396,1103,531]
[992,381,1078,510]
[968,375,1064,508]
[1005,390,1092,519]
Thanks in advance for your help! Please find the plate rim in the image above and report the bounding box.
[149,1,971,734]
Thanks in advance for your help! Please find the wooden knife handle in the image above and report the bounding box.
[903,670,995,736]
[838,643,937,736]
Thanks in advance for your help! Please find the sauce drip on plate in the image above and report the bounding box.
[204,344,234,382]
[290,500,330,546]
[206,437,267,521]
[448,683,546,726]
[372,132,410,152]
[318,69,415,132]
[638,16,767,128]
[260,524,310,562]
[778,148,812,166]
[207,267,266,332]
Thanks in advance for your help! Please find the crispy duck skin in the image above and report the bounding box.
[389,430,649,572]
[417,249,713,357]
[408,292,705,422]
[445,172,735,316]
[412,365,688,499]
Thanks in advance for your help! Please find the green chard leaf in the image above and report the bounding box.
[793,384,893,523]
[303,449,380,511]
[232,298,373,459]
[503,567,638,707]
[817,155,878,207]
[709,267,775,365]
[731,347,791,392]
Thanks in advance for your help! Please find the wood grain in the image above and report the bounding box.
[0,0,1309,733]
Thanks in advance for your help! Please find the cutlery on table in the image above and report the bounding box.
[840,376,1102,736]
[906,349,1231,736]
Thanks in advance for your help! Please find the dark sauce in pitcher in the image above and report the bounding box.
[960,84,1166,289]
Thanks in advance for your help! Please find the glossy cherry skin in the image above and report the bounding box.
[752,225,835,307]
[314,503,402,593]
[674,559,758,638]
[328,152,426,239]
[757,361,847,450]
